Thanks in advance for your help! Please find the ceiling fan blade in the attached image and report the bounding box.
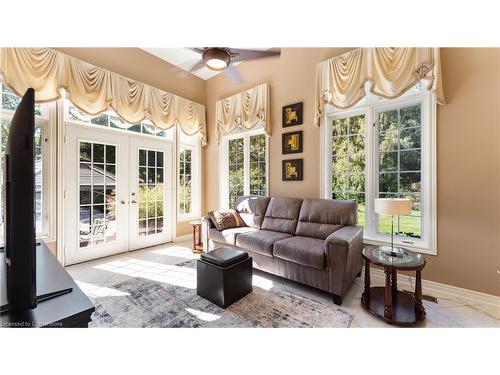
[230,48,281,62]
[186,59,206,73]
[167,58,205,78]
[224,64,244,85]
[188,47,205,54]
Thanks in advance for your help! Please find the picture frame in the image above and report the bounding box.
[282,102,303,127]
[282,159,303,181]
[282,131,303,154]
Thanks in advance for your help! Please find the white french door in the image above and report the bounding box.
[129,137,172,251]
[64,124,172,265]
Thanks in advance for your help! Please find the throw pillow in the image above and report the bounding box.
[210,209,245,231]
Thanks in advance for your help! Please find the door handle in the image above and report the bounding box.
[131,200,137,204]
[120,200,126,205]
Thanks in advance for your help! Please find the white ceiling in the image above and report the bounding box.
[141,48,268,80]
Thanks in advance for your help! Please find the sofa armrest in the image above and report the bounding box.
[201,214,216,229]
[325,225,363,248]
[201,215,216,252]
[325,225,364,297]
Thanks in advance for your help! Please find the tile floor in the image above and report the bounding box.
[66,241,500,328]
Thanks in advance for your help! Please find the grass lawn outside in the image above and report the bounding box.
[357,204,421,239]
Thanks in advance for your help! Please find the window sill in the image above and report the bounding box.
[363,236,437,256]
[177,213,200,223]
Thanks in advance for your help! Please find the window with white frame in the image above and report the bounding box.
[178,129,200,220]
[220,128,268,209]
[65,99,173,139]
[321,81,436,254]
[0,83,54,243]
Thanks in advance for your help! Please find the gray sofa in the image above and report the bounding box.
[202,196,363,305]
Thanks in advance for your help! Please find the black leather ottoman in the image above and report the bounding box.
[196,247,253,308]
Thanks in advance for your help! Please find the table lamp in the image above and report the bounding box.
[374,198,411,256]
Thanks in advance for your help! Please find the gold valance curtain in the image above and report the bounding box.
[215,83,270,143]
[0,48,207,145]
[315,47,446,126]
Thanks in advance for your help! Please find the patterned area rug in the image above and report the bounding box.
[89,260,352,328]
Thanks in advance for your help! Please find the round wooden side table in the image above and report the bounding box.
[361,246,426,326]
[189,220,204,254]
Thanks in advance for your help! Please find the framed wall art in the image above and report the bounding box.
[282,102,303,127]
[282,159,303,181]
[282,131,303,154]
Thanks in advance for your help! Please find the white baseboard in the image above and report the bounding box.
[173,234,191,243]
[369,268,500,308]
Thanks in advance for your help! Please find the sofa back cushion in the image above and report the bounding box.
[261,197,303,234]
[295,199,357,239]
[234,195,271,229]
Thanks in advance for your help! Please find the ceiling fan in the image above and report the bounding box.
[186,47,281,84]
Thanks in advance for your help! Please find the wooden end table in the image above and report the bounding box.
[189,220,204,254]
[361,246,426,326]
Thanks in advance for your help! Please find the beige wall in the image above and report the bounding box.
[430,48,500,296]
[55,48,205,237]
[203,48,500,296]
[203,48,353,210]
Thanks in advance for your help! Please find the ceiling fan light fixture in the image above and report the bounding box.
[203,48,231,71]
[206,58,228,70]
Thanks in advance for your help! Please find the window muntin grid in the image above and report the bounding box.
[377,104,422,239]
[138,149,164,236]
[228,138,244,208]
[78,141,117,248]
[179,148,192,215]
[66,100,171,138]
[249,134,267,197]
[331,114,366,227]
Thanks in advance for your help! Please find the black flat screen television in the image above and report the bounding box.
[4,87,37,311]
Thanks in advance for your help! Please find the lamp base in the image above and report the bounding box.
[379,246,407,258]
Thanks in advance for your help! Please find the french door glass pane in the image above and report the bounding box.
[228,138,244,208]
[249,134,267,196]
[138,148,164,236]
[331,114,366,226]
[79,141,117,248]
[377,104,422,238]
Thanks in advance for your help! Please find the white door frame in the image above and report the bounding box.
[63,123,174,265]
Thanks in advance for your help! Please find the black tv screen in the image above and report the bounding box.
[4,87,37,310]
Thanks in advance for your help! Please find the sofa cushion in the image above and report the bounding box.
[295,199,357,239]
[261,197,303,234]
[273,236,326,270]
[235,195,271,229]
[209,227,257,246]
[235,230,293,257]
